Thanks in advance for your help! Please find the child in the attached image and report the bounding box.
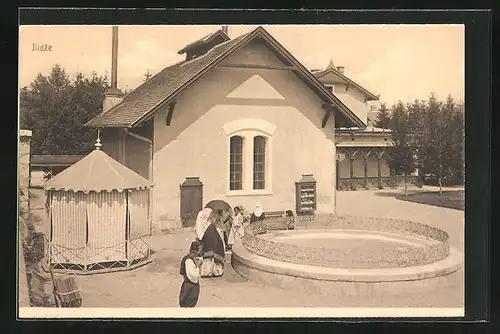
[227,205,245,249]
[179,241,203,307]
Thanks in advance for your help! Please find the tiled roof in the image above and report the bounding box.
[86,27,366,129]
[31,155,85,166]
[314,67,379,101]
[85,33,249,128]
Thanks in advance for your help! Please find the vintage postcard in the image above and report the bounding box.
[18,23,465,319]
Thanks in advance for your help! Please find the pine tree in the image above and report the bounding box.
[374,102,391,129]
[452,102,465,185]
[418,93,462,194]
[387,101,419,195]
[440,95,464,189]
[407,99,426,183]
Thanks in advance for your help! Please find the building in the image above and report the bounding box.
[313,61,419,190]
[85,26,367,229]
[30,155,85,188]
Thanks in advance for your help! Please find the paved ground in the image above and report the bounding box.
[29,187,464,308]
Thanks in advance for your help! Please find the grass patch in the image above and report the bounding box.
[396,190,464,211]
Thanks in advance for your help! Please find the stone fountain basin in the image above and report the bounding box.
[232,229,462,283]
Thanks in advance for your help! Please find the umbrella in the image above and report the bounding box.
[205,200,232,213]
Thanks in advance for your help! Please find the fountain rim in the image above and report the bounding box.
[232,243,463,283]
[242,215,451,269]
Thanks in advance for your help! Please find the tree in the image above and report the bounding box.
[452,102,465,185]
[387,101,419,196]
[374,102,391,129]
[418,94,463,194]
[20,64,109,155]
[382,94,464,193]
[406,99,426,181]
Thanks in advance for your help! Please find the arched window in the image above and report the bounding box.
[229,136,243,190]
[223,118,276,194]
[253,136,266,190]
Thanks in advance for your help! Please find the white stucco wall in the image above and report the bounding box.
[152,41,336,228]
[334,84,370,125]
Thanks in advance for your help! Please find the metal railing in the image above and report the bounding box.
[338,175,421,190]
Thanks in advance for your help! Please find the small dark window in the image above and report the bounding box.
[230,136,243,190]
[253,136,266,190]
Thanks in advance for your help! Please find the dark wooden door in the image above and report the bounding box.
[180,177,203,227]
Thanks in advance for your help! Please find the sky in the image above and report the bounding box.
[19,24,464,106]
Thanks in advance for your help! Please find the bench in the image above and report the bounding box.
[262,210,295,230]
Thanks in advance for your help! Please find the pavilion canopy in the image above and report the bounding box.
[44,149,152,193]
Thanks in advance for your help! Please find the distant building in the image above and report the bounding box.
[313,62,418,190]
[367,104,380,126]
[30,155,84,188]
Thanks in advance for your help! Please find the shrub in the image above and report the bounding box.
[386,177,399,188]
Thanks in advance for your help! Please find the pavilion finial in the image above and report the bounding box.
[95,129,102,150]
[327,59,335,70]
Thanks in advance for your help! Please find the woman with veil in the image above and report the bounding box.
[195,207,225,277]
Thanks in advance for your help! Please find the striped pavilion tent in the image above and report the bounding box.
[44,139,153,274]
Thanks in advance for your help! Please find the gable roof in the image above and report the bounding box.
[44,148,152,193]
[314,63,379,101]
[85,33,250,128]
[86,26,366,129]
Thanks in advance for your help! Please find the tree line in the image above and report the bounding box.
[374,94,465,193]
[20,64,109,155]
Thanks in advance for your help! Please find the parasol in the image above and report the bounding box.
[205,199,232,213]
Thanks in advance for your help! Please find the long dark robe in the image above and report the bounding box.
[179,255,200,308]
[250,213,266,224]
[201,223,225,265]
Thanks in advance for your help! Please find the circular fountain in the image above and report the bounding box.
[231,216,463,296]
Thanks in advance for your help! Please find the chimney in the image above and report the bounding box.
[221,25,229,36]
[103,26,125,113]
[111,26,118,89]
[337,66,345,74]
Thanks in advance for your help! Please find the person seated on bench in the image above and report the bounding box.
[250,203,266,224]
[284,210,295,229]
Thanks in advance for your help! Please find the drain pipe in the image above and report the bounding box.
[124,129,154,235]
